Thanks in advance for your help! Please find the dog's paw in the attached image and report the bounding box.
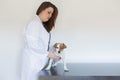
[52,62,58,67]
[64,69,69,72]
[52,64,57,67]
[45,68,50,71]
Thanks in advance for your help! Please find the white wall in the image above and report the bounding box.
[0,0,120,80]
[52,0,120,63]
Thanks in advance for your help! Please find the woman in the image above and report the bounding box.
[21,1,60,80]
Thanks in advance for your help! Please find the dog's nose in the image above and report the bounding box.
[58,51,60,53]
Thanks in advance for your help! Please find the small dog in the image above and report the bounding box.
[45,43,69,72]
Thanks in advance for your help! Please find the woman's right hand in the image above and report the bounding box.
[47,51,61,60]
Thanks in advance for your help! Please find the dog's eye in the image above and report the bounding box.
[56,47,59,48]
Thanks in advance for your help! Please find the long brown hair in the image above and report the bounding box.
[36,1,58,32]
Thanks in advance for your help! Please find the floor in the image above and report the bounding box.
[39,63,120,80]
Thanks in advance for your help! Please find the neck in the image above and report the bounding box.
[37,14,42,21]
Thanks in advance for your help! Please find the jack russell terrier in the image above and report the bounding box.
[45,43,69,72]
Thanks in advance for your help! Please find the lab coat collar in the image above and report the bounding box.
[35,15,50,34]
[36,15,43,23]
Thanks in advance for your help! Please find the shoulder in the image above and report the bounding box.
[29,16,42,27]
[26,16,43,31]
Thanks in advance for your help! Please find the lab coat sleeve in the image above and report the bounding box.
[24,21,48,55]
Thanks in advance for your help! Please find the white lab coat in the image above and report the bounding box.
[21,15,50,80]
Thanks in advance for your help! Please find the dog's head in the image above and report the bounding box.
[53,43,67,53]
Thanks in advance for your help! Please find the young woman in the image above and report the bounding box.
[21,1,60,80]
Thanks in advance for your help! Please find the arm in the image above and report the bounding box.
[24,21,48,55]
[24,21,60,60]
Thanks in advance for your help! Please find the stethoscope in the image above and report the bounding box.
[47,33,51,51]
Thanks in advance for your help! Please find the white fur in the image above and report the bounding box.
[45,43,69,72]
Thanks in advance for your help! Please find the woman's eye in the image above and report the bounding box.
[48,12,51,14]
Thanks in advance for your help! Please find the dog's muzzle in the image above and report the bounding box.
[58,51,61,53]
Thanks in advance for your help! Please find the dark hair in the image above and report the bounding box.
[36,1,58,32]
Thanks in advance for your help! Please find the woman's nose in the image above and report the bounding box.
[49,14,52,18]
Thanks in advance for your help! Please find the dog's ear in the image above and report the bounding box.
[53,43,57,48]
[62,43,67,49]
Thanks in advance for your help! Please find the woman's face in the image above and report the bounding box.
[39,7,54,22]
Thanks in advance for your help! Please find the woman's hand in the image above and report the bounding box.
[47,51,61,60]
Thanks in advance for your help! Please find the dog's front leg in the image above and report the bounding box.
[45,59,53,70]
[61,53,69,72]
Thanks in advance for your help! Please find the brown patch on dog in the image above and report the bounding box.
[53,43,58,48]
[53,43,67,50]
[60,43,67,49]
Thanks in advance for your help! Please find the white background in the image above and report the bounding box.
[0,0,120,80]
